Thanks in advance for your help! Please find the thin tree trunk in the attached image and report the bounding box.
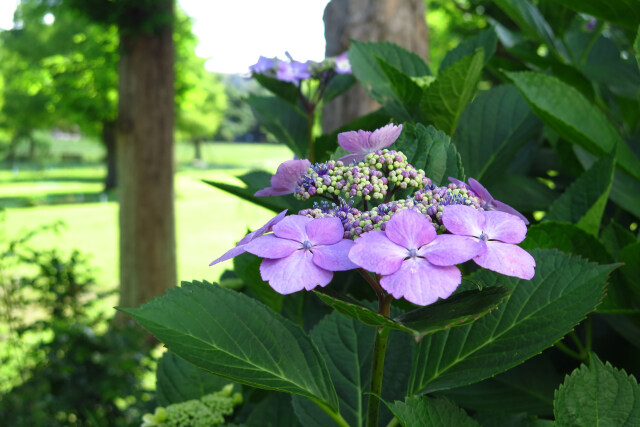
[322,0,429,132]
[114,0,176,322]
[194,138,202,161]
[103,120,117,191]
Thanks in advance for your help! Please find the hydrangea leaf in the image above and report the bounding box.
[247,94,308,159]
[118,281,339,412]
[554,354,640,426]
[473,412,555,427]
[601,219,637,260]
[420,49,484,136]
[453,84,541,185]
[244,393,303,427]
[314,286,508,342]
[389,123,464,185]
[156,351,237,406]
[322,74,356,105]
[408,249,616,395]
[440,27,497,72]
[552,0,640,31]
[544,150,615,235]
[233,252,284,313]
[253,73,299,106]
[390,396,479,427]
[620,242,640,302]
[376,57,423,117]
[488,175,557,214]
[506,71,640,182]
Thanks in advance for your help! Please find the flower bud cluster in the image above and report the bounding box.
[299,199,361,238]
[363,149,431,190]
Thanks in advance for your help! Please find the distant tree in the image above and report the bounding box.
[215,76,264,143]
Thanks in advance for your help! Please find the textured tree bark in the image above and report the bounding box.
[102,120,117,191]
[115,1,176,321]
[322,0,429,132]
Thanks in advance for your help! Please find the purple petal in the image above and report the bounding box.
[338,130,372,153]
[337,152,366,164]
[418,234,485,266]
[490,200,530,225]
[442,205,484,237]
[272,215,312,242]
[369,124,402,150]
[306,217,344,246]
[334,52,351,74]
[380,258,461,306]
[260,251,333,294]
[209,245,246,266]
[249,56,276,74]
[474,241,536,280]
[237,209,287,245]
[348,230,406,275]
[468,178,494,203]
[313,239,358,271]
[244,234,300,259]
[385,209,436,249]
[482,210,528,244]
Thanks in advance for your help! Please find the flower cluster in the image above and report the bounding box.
[249,52,351,84]
[213,125,535,307]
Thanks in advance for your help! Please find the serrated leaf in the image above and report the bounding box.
[118,281,339,412]
[390,123,463,185]
[553,0,640,31]
[248,94,309,158]
[544,150,615,235]
[408,249,616,395]
[474,412,555,427]
[507,71,640,182]
[315,286,508,342]
[253,73,300,105]
[391,396,479,427]
[440,27,498,72]
[376,57,423,109]
[554,354,640,426]
[156,351,234,406]
[421,50,484,135]
[233,252,283,312]
[453,84,541,184]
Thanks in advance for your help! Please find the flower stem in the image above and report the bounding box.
[366,294,393,427]
[310,398,350,427]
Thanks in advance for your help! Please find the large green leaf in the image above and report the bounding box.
[390,396,479,427]
[408,249,616,395]
[156,351,234,406]
[440,27,498,72]
[474,412,555,427]
[247,94,309,159]
[233,252,283,313]
[554,354,640,426]
[243,393,303,427]
[315,286,509,342]
[552,0,640,31]
[118,281,339,412]
[544,150,615,235]
[507,71,640,182]
[601,220,637,260]
[390,123,464,185]
[292,311,375,427]
[322,74,356,105]
[620,242,640,301]
[376,57,423,112]
[453,84,541,184]
[253,73,299,105]
[421,50,484,136]
[489,175,558,214]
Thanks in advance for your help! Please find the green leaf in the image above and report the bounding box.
[315,286,509,342]
[552,0,640,31]
[391,396,479,427]
[440,27,498,72]
[376,57,423,109]
[247,94,309,158]
[156,351,235,406]
[253,73,299,105]
[489,175,557,213]
[494,0,568,59]
[244,393,303,427]
[390,123,464,185]
[601,220,637,260]
[322,74,356,104]
[474,412,555,427]
[118,281,339,412]
[507,71,640,182]
[620,242,640,301]
[421,50,484,136]
[408,249,616,395]
[292,311,375,427]
[453,84,541,184]
[233,252,283,313]
[543,150,615,235]
[554,354,640,426]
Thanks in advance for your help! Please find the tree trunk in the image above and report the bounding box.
[322,0,429,132]
[103,120,117,191]
[115,0,176,321]
[194,138,202,161]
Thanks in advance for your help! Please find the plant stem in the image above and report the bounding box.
[307,108,315,164]
[367,294,393,427]
[554,340,584,361]
[311,398,350,427]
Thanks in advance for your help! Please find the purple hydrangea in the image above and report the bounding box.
[449,177,529,224]
[348,209,484,305]
[245,215,357,294]
[334,52,351,74]
[338,124,403,164]
[209,210,288,266]
[255,159,312,197]
[249,56,277,74]
[276,60,312,83]
[442,205,535,280]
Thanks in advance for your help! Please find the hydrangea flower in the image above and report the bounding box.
[255,159,311,197]
[276,60,312,83]
[348,209,484,305]
[245,216,357,294]
[334,52,351,74]
[249,56,276,74]
[449,177,529,224]
[338,124,403,164]
[209,210,287,266]
[442,205,535,280]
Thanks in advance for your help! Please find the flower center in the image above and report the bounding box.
[479,232,489,242]
[302,240,313,250]
[407,248,419,258]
